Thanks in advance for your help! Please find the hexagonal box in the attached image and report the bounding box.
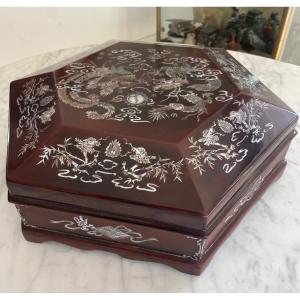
[6,41,298,275]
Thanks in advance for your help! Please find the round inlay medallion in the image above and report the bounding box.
[126,92,148,106]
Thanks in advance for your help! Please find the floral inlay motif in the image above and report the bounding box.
[50,215,158,243]
[37,137,183,192]
[186,98,274,175]
[56,46,234,123]
[15,77,56,156]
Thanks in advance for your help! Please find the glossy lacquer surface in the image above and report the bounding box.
[7,41,298,233]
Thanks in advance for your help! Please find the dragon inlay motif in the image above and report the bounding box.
[56,47,234,123]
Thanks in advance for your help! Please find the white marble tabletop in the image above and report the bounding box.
[0,44,300,292]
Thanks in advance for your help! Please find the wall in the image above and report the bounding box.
[0,7,156,67]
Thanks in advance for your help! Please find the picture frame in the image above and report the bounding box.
[156,7,293,59]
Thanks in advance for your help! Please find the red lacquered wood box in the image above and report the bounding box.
[6,41,298,275]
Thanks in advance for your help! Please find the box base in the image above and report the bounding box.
[21,160,287,275]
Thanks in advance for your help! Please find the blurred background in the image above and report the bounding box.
[0,7,299,67]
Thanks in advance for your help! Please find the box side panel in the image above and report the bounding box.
[181,93,297,218]
[15,154,287,275]
[8,129,296,235]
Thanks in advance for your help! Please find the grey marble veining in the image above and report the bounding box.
[0,45,300,292]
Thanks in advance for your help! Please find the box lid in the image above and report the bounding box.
[7,41,298,235]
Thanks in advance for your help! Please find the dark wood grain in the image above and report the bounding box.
[6,42,298,275]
